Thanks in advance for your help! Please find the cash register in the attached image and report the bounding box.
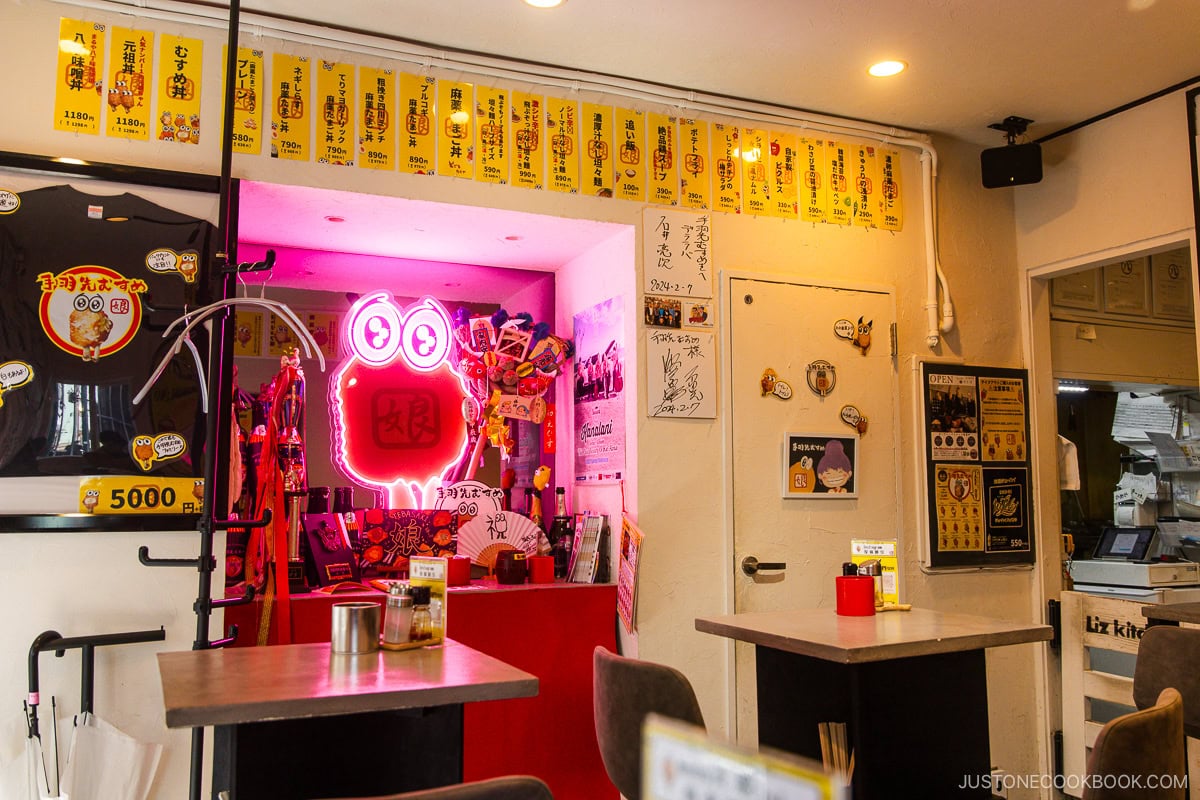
[1069,526,1200,593]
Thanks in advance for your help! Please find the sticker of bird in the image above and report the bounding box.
[131,435,155,471]
[853,317,873,355]
[192,479,205,505]
[82,488,100,513]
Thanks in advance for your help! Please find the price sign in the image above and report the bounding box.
[79,476,204,515]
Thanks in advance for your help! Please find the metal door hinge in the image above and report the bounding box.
[890,322,898,358]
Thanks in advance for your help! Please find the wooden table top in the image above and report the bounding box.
[158,638,538,729]
[695,608,1053,664]
[1141,601,1200,624]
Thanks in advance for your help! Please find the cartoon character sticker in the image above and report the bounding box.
[784,433,858,498]
[834,316,873,355]
[0,189,20,214]
[145,248,201,283]
[37,266,146,362]
[0,360,34,407]
[130,432,187,471]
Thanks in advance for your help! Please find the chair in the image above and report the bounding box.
[593,646,705,800]
[1133,625,1200,738]
[321,776,553,800]
[1082,687,1185,800]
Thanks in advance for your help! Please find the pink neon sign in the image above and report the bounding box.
[330,293,470,509]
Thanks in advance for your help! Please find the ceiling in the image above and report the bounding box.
[228,0,1200,146]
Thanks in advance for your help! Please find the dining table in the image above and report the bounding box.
[696,607,1052,799]
[158,637,538,799]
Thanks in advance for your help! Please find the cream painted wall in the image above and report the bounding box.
[1,1,1052,795]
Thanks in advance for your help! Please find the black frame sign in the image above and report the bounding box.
[920,362,1035,568]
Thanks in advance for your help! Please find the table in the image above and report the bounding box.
[158,638,538,799]
[696,608,1052,799]
[1141,600,1200,625]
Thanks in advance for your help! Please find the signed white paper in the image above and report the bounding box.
[642,208,713,299]
[646,329,716,418]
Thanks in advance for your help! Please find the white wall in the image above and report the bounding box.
[0,0,1054,794]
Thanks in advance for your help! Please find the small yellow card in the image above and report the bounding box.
[79,476,204,515]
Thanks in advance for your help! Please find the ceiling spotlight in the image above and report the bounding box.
[868,60,906,77]
[524,0,564,7]
[324,215,345,223]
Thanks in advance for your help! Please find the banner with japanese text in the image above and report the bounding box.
[316,60,354,166]
[799,137,826,223]
[581,102,613,198]
[399,72,436,174]
[225,46,263,154]
[879,147,903,231]
[437,78,473,178]
[741,128,770,216]
[511,91,544,189]
[358,66,395,170]
[106,27,153,140]
[678,118,711,210]
[825,140,852,225]
[712,123,740,213]
[614,107,645,202]
[547,96,580,193]
[271,53,310,160]
[851,143,878,227]
[647,112,678,206]
[54,18,104,135]
[156,34,203,145]
[475,85,509,184]
[771,131,799,219]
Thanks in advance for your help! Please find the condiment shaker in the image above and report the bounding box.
[382,583,414,646]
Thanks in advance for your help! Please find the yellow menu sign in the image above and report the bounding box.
[614,107,645,202]
[476,85,509,184]
[316,60,355,166]
[54,19,104,135]
[712,123,740,214]
[851,143,878,228]
[648,112,678,206]
[156,34,203,145]
[79,476,204,516]
[359,67,395,170]
[547,96,579,194]
[225,46,263,155]
[879,148,903,231]
[271,54,310,161]
[826,140,852,226]
[581,102,613,198]
[437,79,473,179]
[771,131,799,219]
[741,128,770,216]
[799,137,826,223]
[679,118,711,210]
[399,72,436,174]
[106,27,153,141]
[511,91,545,189]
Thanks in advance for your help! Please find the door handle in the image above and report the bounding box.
[741,556,787,576]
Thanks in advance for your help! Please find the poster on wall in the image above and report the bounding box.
[920,362,1034,567]
[574,296,626,483]
[783,432,858,498]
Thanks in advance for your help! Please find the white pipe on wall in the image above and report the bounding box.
[53,0,956,348]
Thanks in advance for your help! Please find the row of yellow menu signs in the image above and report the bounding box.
[53,18,902,229]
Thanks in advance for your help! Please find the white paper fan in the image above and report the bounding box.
[457,511,541,572]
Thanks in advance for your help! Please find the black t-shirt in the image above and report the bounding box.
[0,184,215,477]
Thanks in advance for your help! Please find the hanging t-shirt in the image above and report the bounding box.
[0,184,215,478]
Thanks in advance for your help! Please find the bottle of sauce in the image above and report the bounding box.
[409,585,433,642]
[549,487,573,579]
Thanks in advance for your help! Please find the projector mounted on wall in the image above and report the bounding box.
[980,116,1042,189]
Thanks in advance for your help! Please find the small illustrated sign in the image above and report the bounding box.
[145,248,202,282]
[130,432,187,471]
[0,360,34,407]
[0,189,19,214]
[36,266,146,361]
[784,433,858,498]
[79,476,204,515]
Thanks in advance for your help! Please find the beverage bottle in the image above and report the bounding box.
[549,487,573,579]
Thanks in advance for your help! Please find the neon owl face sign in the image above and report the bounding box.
[330,293,470,509]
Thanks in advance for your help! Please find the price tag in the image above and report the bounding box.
[79,476,204,515]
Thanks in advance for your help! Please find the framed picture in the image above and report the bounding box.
[1102,257,1150,316]
[783,432,858,499]
[1050,268,1100,311]
[1150,249,1193,320]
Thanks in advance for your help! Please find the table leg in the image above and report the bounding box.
[755,645,991,799]
[212,704,464,799]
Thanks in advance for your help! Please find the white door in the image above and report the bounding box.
[728,276,900,741]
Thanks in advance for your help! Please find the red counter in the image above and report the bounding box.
[224,580,618,800]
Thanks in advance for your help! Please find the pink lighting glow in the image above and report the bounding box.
[331,293,470,509]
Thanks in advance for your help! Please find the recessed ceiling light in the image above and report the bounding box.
[324,215,345,223]
[524,0,564,6]
[505,235,523,241]
[444,281,462,288]
[868,60,907,78]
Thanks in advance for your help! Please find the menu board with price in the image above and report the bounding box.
[920,362,1034,568]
